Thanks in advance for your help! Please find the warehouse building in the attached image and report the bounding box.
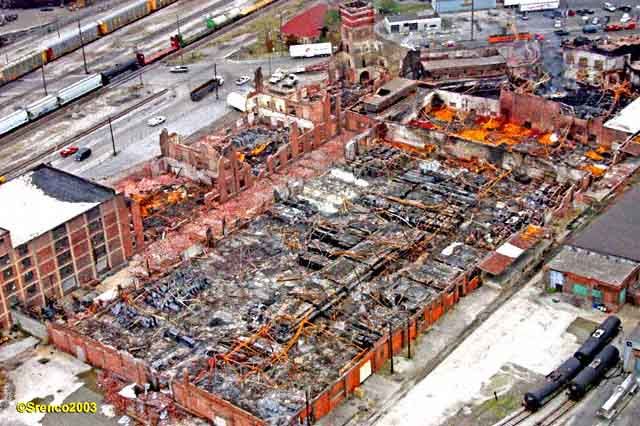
[545,186,640,312]
[280,3,329,44]
[432,0,496,13]
[0,165,135,329]
[384,13,442,34]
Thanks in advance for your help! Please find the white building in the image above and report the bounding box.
[384,13,442,34]
[504,0,559,12]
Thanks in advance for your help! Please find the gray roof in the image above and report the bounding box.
[0,165,115,247]
[571,186,640,262]
[385,13,437,23]
[548,246,639,287]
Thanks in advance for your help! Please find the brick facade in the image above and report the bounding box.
[0,194,134,330]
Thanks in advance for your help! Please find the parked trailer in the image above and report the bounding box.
[597,373,638,419]
[25,95,58,120]
[289,43,333,58]
[227,91,255,112]
[190,77,223,101]
[569,345,620,400]
[0,109,29,137]
[57,74,103,106]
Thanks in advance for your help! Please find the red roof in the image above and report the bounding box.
[281,4,329,39]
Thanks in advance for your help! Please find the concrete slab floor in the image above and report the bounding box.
[373,273,615,426]
[317,284,501,426]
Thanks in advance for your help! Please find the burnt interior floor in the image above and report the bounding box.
[71,144,569,425]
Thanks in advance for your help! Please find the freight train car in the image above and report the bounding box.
[523,356,582,411]
[1,51,43,85]
[98,0,150,35]
[0,109,29,136]
[574,316,621,364]
[488,32,532,43]
[569,345,620,400]
[522,316,622,411]
[45,24,100,62]
[57,74,103,106]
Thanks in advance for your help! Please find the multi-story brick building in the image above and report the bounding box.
[0,165,134,329]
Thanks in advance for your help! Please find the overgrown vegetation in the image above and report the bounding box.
[374,0,432,15]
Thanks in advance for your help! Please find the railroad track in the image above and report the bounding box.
[535,398,576,426]
[113,0,290,88]
[496,408,533,426]
[0,88,167,179]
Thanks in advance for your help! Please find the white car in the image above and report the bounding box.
[603,2,616,12]
[269,72,285,84]
[170,65,189,73]
[147,116,166,127]
[554,19,562,28]
[282,74,298,88]
[235,76,251,85]
[591,16,600,25]
[621,13,631,23]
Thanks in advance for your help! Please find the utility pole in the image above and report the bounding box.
[108,116,117,156]
[388,322,395,374]
[78,20,88,74]
[470,0,475,41]
[214,63,219,100]
[176,14,182,36]
[41,65,48,96]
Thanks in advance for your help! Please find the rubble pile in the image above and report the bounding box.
[71,142,569,425]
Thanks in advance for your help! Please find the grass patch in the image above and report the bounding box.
[374,0,432,15]
[167,51,207,65]
[475,393,521,420]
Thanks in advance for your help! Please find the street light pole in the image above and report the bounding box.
[41,65,48,96]
[78,20,89,74]
[108,117,117,156]
[471,0,475,41]
[214,63,219,100]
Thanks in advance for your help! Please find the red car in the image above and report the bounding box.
[60,146,79,157]
[534,33,545,40]
[568,9,576,17]
[624,22,637,30]
[605,24,623,32]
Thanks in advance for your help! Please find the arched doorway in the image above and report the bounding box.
[359,70,370,84]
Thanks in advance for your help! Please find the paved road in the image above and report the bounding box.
[45,45,325,183]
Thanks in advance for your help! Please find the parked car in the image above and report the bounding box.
[591,16,600,25]
[520,14,529,21]
[583,24,599,33]
[282,74,298,88]
[618,5,632,12]
[444,40,456,48]
[605,23,623,31]
[269,70,285,84]
[235,76,251,85]
[74,147,91,162]
[170,65,189,73]
[60,146,79,157]
[554,29,570,36]
[534,33,545,40]
[147,116,166,127]
[620,13,631,23]
[568,9,576,16]
[603,2,617,12]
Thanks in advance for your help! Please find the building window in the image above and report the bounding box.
[3,267,13,280]
[54,237,70,254]
[88,219,103,235]
[26,284,38,295]
[0,254,9,267]
[3,281,16,294]
[91,233,105,246]
[20,257,32,270]
[56,251,72,267]
[578,57,588,67]
[594,60,604,71]
[566,53,574,64]
[59,264,74,280]
[7,294,18,307]
[16,244,29,257]
[61,276,78,294]
[23,271,35,284]
[93,245,107,260]
[86,206,101,221]
[52,224,67,240]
